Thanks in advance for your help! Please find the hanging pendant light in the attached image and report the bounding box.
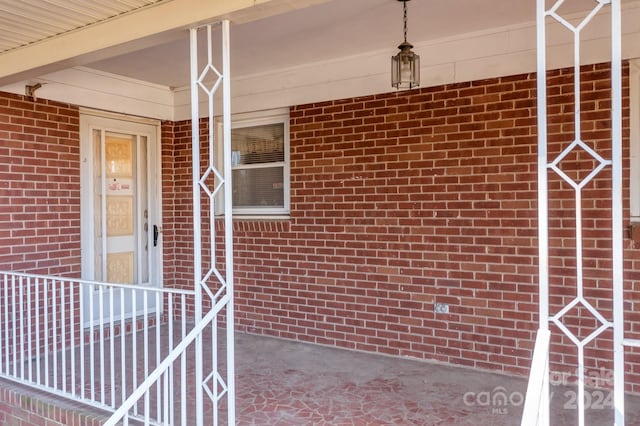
[391,0,420,90]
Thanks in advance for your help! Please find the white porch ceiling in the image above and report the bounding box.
[0,0,169,53]
[83,0,615,89]
[0,0,611,89]
[0,0,638,120]
[87,0,540,88]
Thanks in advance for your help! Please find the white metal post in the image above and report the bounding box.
[190,20,235,425]
[189,26,204,426]
[537,0,549,336]
[221,19,236,425]
[611,0,624,424]
[534,0,625,425]
[535,0,550,422]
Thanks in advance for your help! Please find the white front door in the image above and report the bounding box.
[80,113,162,324]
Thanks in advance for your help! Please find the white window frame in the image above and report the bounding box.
[630,59,640,221]
[216,108,290,217]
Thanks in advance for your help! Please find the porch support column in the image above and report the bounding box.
[535,0,550,423]
[190,20,235,425]
[189,25,204,426]
[535,0,624,425]
[611,0,624,424]
[221,19,236,425]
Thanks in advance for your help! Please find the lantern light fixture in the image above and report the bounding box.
[391,0,420,90]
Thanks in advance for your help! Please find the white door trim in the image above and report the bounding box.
[79,111,163,290]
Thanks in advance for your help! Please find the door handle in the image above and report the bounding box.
[153,225,160,247]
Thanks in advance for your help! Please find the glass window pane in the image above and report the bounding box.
[232,123,284,165]
[232,167,284,208]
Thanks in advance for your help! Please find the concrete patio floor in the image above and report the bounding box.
[2,329,640,425]
[233,332,640,425]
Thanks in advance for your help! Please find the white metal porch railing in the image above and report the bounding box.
[0,269,196,423]
[104,295,229,426]
[0,16,234,426]
[520,329,550,426]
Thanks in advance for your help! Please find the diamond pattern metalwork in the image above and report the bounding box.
[200,166,224,198]
[537,0,623,423]
[551,297,611,347]
[191,21,235,425]
[549,138,610,189]
[203,371,228,403]
[547,0,609,32]
[197,64,223,97]
[201,267,228,304]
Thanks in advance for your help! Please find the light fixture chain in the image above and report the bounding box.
[403,1,408,43]
[391,0,419,90]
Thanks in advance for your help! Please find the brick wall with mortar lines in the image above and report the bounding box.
[0,98,183,423]
[166,120,205,293]
[160,120,177,290]
[0,383,108,425]
[257,73,544,374]
[167,63,640,388]
[0,59,638,400]
[161,119,220,317]
[0,94,84,375]
[0,93,95,424]
[0,93,80,276]
[167,119,227,319]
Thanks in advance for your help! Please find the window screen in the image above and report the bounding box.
[230,121,288,214]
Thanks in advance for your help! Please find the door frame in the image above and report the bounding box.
[79,109,163,291]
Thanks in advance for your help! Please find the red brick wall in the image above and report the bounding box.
[0,93,80,276]
[0,60,638,389]
[0,383,107,425]
[166,120,224,317]
[165,62,640,384]
[160,120,177,289]
[237,73,543,375]
[163,120,205,293]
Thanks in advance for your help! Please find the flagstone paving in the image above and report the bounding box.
[232,333,640,425]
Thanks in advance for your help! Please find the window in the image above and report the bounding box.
[219,109,290,216]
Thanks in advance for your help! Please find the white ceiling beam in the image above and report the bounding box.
[0,0,331,85]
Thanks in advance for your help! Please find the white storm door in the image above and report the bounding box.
[80,114,161,324]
